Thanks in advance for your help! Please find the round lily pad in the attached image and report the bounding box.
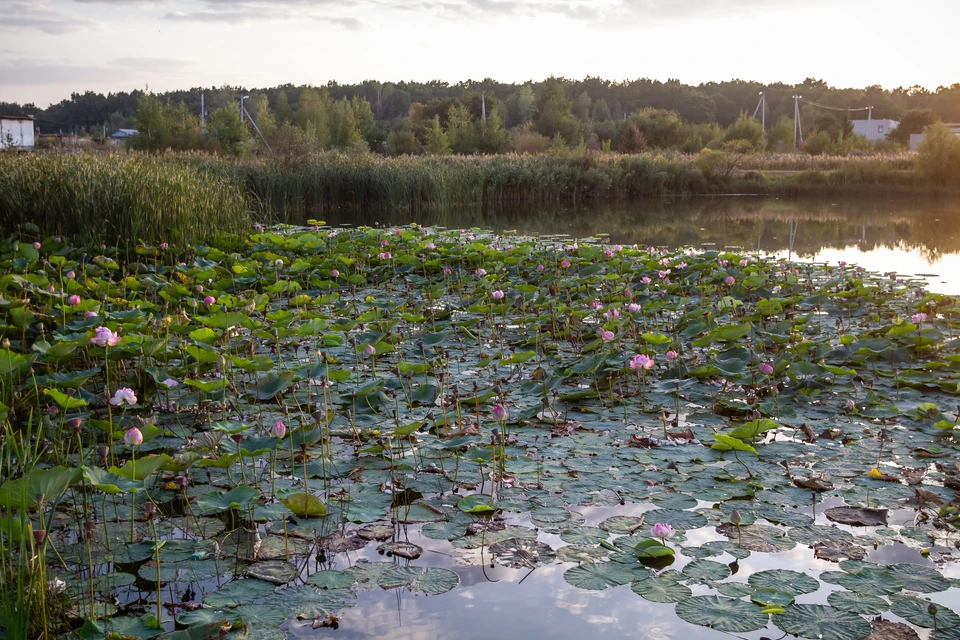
[559,527,608,545]
[489,538,556,568]
[643,508,708,531]
[357,524,394,541]
[262,584,357,618]
[889,594,960,629]
[837,568,902,595]
[246,560,299,584]
[307,570,356,590]
[682,559,731,582]
[563,561,637,590]
[675,595,769,633]
[421,521,466,540]
[203,578,277,608]
[751,588,794,607]
[827,590,889,615]
[598,515,645,534]
[887,563,950,593]
[377,566,459,595]
[713,581,754,597]
[716,523,796,553]
[774,604,872,640]
[748,569,820,596]
[631,576,692,603]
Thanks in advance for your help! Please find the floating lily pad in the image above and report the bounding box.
[682,559,731,583]
[827,591,889,615]
[377,566,459,595]
[888,594,960,629]
[751,588,795,607]
[774,603,871,640]
[887,563,950,593]
[262,585,356,618]
[563,561,637,590]
[824,506,888,527]
[713,582,754,597]
[559,527,608,545]
[675,595,769,633]
[716,523,796,552]
[598,515,645,534]
[203,578,277,608]
[837,568,902,595]
[308,570,356,590]
[748,569,820,596]
[246,561,299,584]
[631,576,692,603]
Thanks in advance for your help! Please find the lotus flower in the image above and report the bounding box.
[601,330,615,342]
[161,378,179,388]
[725,276,736,285]
[124,427,143,446]
[560,260,570,268]
[91,326,121,347]
[759,362,774,376]
[476,268,487,276]
[665,350,678,361]
[630,354,655,370]
[67,295,80,306]
[271,420,286,438]
[492,405,507,421]
[492,289,505,300]
[331,269,340,278]
[110,388,137,406]
[84,311,98,319]
[202,296,216,305]
[628,303,641,313]
[66,270,75,279]
[912,313,927,323]
[443,267,452,276]
[650,522,675,541]
[364,344,376,356]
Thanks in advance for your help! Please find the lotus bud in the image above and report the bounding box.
[730,510,742,525]
[33,529,46,545]
[96,444,108,459]
[928,603,938,616]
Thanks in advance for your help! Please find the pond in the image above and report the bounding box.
[324,196,960,294]
[2,212,960,640]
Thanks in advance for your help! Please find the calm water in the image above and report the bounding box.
[323,197,960,294]
[284,197,960,640]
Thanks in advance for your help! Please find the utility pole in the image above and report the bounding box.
[753,91,766,128]
[867,105,873,122]
[201,93,206,136]
[481,91,487,124]
[793,95,802,150]
[240,95,247,123]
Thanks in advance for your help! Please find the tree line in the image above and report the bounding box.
[2,76,957,155]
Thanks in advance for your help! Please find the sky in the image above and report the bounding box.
[1,0,957,107]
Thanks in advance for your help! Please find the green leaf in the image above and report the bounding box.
[774,604,872,640]
[280,493,326,517]
[675,596,768,633]
[457,495,496,513]
[42,388,87,409]
[0,466,81,510]
[712,434,757,454]
[196,486,261,512]
[631,576,691,603]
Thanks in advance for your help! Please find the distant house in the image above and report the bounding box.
[0,114,36,150]
[910,123,960,151]
[851,119,897,143]
[111,129,139,139]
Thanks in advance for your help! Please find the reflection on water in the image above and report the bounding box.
[325,197,960,293]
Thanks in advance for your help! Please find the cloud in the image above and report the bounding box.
[331,16,364,30]
[0,1,98,34]
[0,59,120,86]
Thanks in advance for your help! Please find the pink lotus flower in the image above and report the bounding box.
[161,378,178,388]
[91,326,121,347]
[560,260,571,268]
[650,522,675,540]
[740,259,749,267]
[630,354,655,370]
[628,303,641,313]
[641,276,651,284]
[275,259,284,267]
[537,264,544,271]
[271,420,286,438]
[364,344,376,356]
[492,289,505,300]
[665,350,678,361]
[66,270,75,279]
[492,405,507,421]
[425,242,436,250]
[378,252,391,260]
[443,267,452,276]
[331,269,340,278]
[67,295,80,306]
[604,249,614,258]
[759,362,774,376]
[725,276,735,285]
[110,388,137,406]
[159,243,168,250]
[601,330,615,342]
[202,296,216,305]
[196,285,203,293]
[84,311,98,319]
[32,242,41,249]
[604,309,619,320]
[590,300,602,309]
[846,399,856,412]
[476,268,487,276]
[124,427,143,446]
[911,313,927,323]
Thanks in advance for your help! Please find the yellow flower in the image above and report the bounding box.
[372,429,380,436]
[867,468,883,479]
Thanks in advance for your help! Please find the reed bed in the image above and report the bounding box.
[0,150,935,237]
[0,153,248,246]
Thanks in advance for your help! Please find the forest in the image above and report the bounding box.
[2,76,958,156]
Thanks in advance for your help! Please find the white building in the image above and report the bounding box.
[911,123,960,152]
[851,119,897,142]
[0,114,35,150]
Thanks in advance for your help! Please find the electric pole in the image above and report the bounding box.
[201,93,205,136]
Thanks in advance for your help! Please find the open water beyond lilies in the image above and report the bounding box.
[1,212,960,640]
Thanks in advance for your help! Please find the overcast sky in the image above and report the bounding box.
[1,0,957,107]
